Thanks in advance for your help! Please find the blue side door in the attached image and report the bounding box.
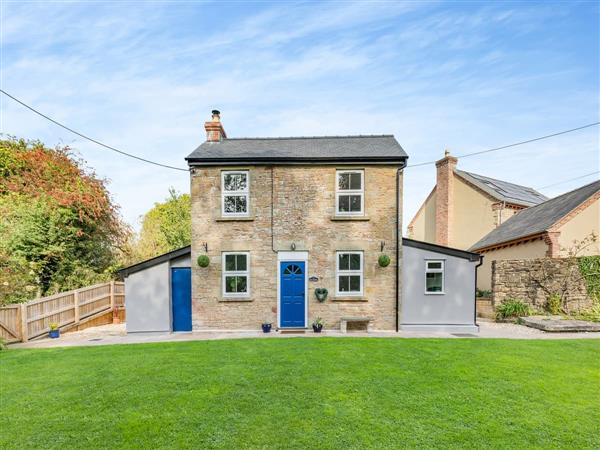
[171,267,192,332]
[280,261,306,328]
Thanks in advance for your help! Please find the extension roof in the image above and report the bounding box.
[470,180,600,251]
[403,238,482,262]
[186,135,408,165]
[455,170,548,207]
[117,246,191,278]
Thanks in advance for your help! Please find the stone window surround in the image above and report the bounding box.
[335,250,364,296]
[221,170,250,217]
[335,169,365,216]
[222,251,251,298]
[425,259,445,295]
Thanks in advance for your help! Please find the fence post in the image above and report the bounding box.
[20,303,28,342]
[73,289,80,325]
[110,280,115,310]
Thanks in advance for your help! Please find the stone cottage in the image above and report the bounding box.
[187,111,406,331]
[120,111,482,334]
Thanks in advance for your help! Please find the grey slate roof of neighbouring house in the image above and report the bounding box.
[470,180,600,251]
[455,170,548,207]
[186,135,408,164]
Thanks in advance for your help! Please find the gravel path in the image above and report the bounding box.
[11,319,599,349]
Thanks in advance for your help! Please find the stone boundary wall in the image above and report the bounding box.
[492,258,592,312]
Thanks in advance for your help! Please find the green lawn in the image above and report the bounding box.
[1,339,599,449]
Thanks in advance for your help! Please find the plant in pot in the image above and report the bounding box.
[378,254,391,267]
[312,317,324,333]
[261,320,272,333]
[197,255,210,268]
[48,323,60,339]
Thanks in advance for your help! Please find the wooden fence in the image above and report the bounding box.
[0,281,124,343]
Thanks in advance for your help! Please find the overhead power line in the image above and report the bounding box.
[536,171,599,190]
[2,88,598,174]
[1,89,188,172]
[406,122,600,168]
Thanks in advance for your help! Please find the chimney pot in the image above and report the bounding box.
[205,109,227,142]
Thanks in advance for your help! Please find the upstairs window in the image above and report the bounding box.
[222,252,249,297]
[425,260,444,294]
[336,170,364,215]
[336,251,363,296]
[222,171,249,216]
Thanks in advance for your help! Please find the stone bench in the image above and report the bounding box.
[340,317,373,333]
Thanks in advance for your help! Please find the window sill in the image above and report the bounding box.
[216,216,254,222]
[332,296,367,302]
[218,297,253,302]
[425,292,445,296]
[330,216,370,221]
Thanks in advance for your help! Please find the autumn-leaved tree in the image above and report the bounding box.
[127,188,191,263]
[0,137,130,304]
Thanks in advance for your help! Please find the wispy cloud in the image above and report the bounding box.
[1,0,598,229]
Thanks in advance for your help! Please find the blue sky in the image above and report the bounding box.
[1,1,598,231]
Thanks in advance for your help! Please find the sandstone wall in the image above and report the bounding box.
[190,165,402,331]
[492,258,592,312]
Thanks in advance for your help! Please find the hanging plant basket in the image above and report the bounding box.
[197,255,210,268]
[378,254,391,267]
[315,288,328,302]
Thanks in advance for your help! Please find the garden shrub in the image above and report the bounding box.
[496,298,531,321]
[546,293,562,315]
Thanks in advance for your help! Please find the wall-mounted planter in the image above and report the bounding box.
[378,254,391,267]
[197,255,210,268]
[315,288,328,302]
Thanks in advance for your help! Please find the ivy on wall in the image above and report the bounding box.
[578,255,600,300]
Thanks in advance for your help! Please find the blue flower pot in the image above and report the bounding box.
[261,323,272,333]
[49,329,60,339]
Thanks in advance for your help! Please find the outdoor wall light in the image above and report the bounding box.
[291,242,296,251]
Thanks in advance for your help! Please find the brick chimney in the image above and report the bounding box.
[204,110,227,142]
[435,149,457,246]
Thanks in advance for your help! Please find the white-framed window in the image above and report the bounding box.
[425,260,444,294]
[222,252,250,297]
[222,171,249,216]
[336,251,363,296]
[336,170,364,215]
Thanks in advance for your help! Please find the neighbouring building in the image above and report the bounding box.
[120,111,482,334]
[408,151,548,249]
[470,180,600,290]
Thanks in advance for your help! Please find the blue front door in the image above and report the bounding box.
[171,268,192,332]
[280,261,306,328]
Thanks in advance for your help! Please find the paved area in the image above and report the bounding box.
[10,319,600,349]
[521,316,600,332]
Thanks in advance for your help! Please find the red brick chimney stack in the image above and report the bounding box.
[205,110,227,142]
[435,149,458,246]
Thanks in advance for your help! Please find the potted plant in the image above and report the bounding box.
[378,254,391,267]
[197,255,210,268]
[261,321,272,333]
[312,317,324,333]
[48,323,60,339]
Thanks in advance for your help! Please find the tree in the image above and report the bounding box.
[128,188,191,263]
[0,138,129,304]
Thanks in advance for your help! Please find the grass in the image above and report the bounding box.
[1,338,599,449]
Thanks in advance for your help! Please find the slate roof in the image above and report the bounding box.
[455,170,548,207]
[470,180,600,251]
[186,135,407,165]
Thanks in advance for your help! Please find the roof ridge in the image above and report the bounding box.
[515,178,600,213]
[455,169,542,193]
[223,134,394,141]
